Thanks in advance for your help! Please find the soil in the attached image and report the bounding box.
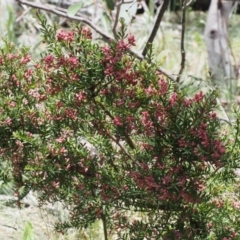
[0,193,69,240]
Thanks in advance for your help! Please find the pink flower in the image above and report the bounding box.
[59,147,68,155]
[20,54,31,65]
[44,55,54,65]
[169,92,178,106]
[158,78,168,95]
[145,86,157,96]
[127,34,135,46]
[81,27,92,39]
[56,30,74,42]
[25,68,33,77]
[51,181,60,188]
[194,91,204,102]
[7,54,16,60]
[9,101,16,108]
[0,57,4,64]
[183,98,192,107]
[56,137,65,143]
[232,201,240,209]
[209,111,217,118]
[116,40,129,52]
[64,108,78,121]
[101,46,111,58]
[208,222,214,228]
[231,230,238,238]
[3,117,12,125]
[75,92,86,103]
[68,56,78,67]
[113,116,123,126]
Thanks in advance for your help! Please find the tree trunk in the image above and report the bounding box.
[204,0,237,89]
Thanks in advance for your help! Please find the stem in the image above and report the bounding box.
[101,207,108,240]
[93,99,136,149]
[142,0,170,57]
[176,0,187,82]
[15,0,177,82]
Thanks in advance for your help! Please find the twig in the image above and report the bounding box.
[94,99,136,149]
[0,224,17,231]
[15,0,177,82]
[113,0,124,39]
[142,0,170,57]
[186,0,194,8]
[15,6,31,22]
[219,118,232,126]
[15,0,113,40]
[176,0,187,82]
[113,1,120,39]
[216,97,231,124]
[101,208,108,240]
[107,133,134,160]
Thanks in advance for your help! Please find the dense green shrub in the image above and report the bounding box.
[0,14,239,239]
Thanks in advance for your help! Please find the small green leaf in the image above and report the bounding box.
[104,0,115,10]
[22,221,34,240]
[67,3,84,17]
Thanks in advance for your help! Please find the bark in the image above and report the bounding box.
[204,0,237,87]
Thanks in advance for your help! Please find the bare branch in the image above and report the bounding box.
[15,6,31,22]
[113,0,124,39]
[176,0,187,83]
[113,2,120,39]
[142,0,170,57]
[186,0,194,8]
[15,0,113,40]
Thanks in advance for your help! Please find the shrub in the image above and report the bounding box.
[0,14,239,239]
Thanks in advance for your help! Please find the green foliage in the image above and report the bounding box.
[5,5,17,44]
[67,2,85,17]
[22,221,34,240]
[0,13,239,239]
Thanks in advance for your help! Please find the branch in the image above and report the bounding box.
[176,0,187,82]
[15,0,177,82]
[186,0,194,8]
[113,0,124,39]
[94,99,136,150]
[142,0,170,57]
[216,97,231,125]
[15,0,113,41]
[0,224,17,231]
[101,208,108,240]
